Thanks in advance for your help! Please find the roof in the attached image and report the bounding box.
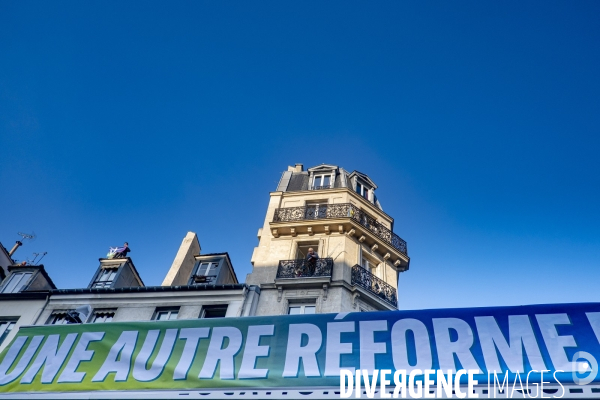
[0,242,13,264]
[7,264,57,290]
[0,291,50,300]
[275,164,384,210]
[48,283,247,295]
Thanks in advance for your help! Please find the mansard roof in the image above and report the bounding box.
[348,170,378,189]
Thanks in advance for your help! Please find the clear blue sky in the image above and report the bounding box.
[1,1,599,310]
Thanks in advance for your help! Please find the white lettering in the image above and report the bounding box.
[239,325,274,379]
[536,314,577,371]
[282,324,322,377]
[59,332,104,383]
[199,327,243,379]
[391,318,432,371]
[360,320,387,372]
[325,321,355,375]
[133,329,178,381]
[432,318,481,373]
[173,328,209,380]
[92,331,138,382]
[21,333,78,384]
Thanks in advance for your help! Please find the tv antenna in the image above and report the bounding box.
[17,232,36,242]
[30,252,48,265]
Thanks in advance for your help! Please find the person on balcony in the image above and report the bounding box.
[305,248,319,275]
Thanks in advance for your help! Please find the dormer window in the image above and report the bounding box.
[312,174,332,190]
[92,267,118,288]
[89,259,143,289]
[356,182,370,200]
[192,262,220,284]
[0,271,33,293]
[188,253,238,286]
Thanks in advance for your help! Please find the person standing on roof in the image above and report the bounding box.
[115,242,131,258]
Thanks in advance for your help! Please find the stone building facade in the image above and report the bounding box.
[246,163,410,316]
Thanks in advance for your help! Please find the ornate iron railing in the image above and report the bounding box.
[276,258,333,279]
[351,265,398,307]
[309,185,333,190]
[272,203,408,255]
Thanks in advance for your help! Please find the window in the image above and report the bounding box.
[0,319,17,345]
[0,272,33,293]
[305,201,328,219]
[153,307,179,321]
[356,182,369,200]
[92,267,119,288]
[201,305,228,318]
[192,262,219,284]
[296,242,319,259]
[288,304,316,315]
[46,311,70,325]
[362,258,377,271]
[92,309,116,323]
[313,175,332,189]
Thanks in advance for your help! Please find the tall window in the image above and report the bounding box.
[0,272,33,293]
[0,319,17,345]
[362,258,377,271]
[92,309,116,323]
[313,175,332,189]
[288,303,316,315]
[153,307,179,321]
[356,182,369,200]
[192,262,219,283]
[91,267,118,288]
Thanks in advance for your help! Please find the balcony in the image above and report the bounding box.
[272,203,407,256]
[276,258,333,279]
[351,265,398,308]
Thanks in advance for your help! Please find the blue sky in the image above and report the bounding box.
[1,1,599,310]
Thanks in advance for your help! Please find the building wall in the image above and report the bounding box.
[0,298,47,353]
[36,288,252,325]
[247,188,401,316]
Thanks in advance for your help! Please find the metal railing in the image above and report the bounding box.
[272,203,407,255]
[351,265,398,307]
[276,258,334,279]
[309,185,333,190]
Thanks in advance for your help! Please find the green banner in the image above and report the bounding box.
[2,303,600,394]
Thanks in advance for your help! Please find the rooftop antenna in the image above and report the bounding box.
[9,232,36,257]
[31,252,48,265]
[17,232,36,242]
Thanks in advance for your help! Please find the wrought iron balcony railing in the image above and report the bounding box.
[272,203,408,255]
[276,258,334,279]
[351,264,398,307]
[309,185,333,190]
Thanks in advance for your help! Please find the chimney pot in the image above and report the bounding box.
[8,241,22,257]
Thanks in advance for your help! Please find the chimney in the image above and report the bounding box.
[8,241,22,257]
[287,164,304,172]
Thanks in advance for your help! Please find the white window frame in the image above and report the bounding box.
[153,307,179,321]
[288,301,317,315]
[356,182,370,201]
[312,174,332,189]
[92,267,119,288]
[0,272,33,293]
